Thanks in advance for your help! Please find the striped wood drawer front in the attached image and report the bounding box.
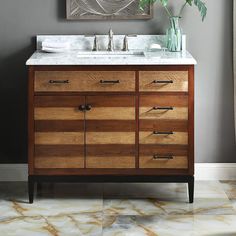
[139,155,188,169]
[139,71,188,92]
[139,95,188,120]
[139,132,188,145]
[139,145,188,169]
[35,71,135,92]
[86,95,136,168]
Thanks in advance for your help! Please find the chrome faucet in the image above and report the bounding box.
[107,28,114,51]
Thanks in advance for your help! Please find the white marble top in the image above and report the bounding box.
[26,50,196,65]
[26,35,197,65]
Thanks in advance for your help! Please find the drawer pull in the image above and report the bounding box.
[153,107,174,111]
[86,104,92,111]
[153,155,173,160]
[153,80,173,84]
[49,80,69,84]
[153,131,174,135]
[100,80,120,84]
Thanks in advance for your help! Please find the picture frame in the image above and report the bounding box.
[66,0,153,20]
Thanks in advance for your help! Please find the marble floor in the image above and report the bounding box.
[0,181,236,235]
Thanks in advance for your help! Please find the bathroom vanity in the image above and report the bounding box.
[26,35,196,203]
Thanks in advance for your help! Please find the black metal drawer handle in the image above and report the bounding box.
[100,80,120,84]
[153,80,173,84]
[153,155,173,160]
[49,80,69,84]
[153,107,174,111]
[153,131,174,135]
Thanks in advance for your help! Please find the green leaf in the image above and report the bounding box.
[194,0,207,21]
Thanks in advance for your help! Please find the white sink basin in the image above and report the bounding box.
[77,51,145,58]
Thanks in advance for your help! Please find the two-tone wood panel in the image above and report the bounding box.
[34,96,85,169]
[139,71,188,92]
[35,71,135,92]
[85,95,136,168]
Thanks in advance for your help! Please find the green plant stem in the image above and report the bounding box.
[178,2,187,17]
[163,5,172,17]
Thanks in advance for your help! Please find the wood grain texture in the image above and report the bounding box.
[35,120,85,132]
[86,132,135,144]
[140,95,188,107]
[35,156,84,169]
[139,71,188,92]
[139,107,188,120]
[35,145,84,157]
[139,120,188,132]
[139,144,188,156]
[35,108,85,120]
[35,96,85,107]
[86,120,135,132]
[28,66,35,175]
[139,156,188,169]
[86,107,135,120]
[86,156,135,168]
[139,132,188,145]
[86,144,135,156]
[35,132,84,145]
[35,71,135,92]
[86,95,135,107]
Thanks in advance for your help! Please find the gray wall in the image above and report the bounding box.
[0,0,235,163]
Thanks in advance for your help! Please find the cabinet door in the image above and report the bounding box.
[34,96,85,169]
[85,95,136,169]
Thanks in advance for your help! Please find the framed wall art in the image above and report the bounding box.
[66,0,153,20]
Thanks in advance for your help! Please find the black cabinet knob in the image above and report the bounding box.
[78,105,86,111]
[86,104,92,111]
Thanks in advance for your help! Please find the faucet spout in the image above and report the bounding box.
[107,28,114,51]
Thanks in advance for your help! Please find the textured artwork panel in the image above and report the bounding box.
[67,0,152,20]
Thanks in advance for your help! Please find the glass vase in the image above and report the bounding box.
[166,16,182,52]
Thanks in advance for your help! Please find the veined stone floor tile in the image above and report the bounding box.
[104,198,236,216]
[103,215,236,236]
[220,181,236,199]
[0,213,102,236]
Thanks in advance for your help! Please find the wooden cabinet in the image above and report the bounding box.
[28,66,194,203]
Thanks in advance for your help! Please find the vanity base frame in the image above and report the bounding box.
[28,175,194,204]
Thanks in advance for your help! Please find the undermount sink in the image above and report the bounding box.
[76,51,145,58]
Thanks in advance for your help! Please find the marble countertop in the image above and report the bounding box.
[26,50,197,66]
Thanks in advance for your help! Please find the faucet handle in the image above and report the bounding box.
[122,35,137,51]
[92,35,99,51]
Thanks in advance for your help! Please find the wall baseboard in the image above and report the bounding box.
[0,164,236,181]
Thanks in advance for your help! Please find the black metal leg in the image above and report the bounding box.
[28,176,34,204]
[37,183,42,193]
[188,176,194,203]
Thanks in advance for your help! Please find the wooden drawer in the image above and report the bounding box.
[139,95,188,120]
[139,71,188,92]
[35,71,135,92]
[139,155,188,169]
[139,131,188,145]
